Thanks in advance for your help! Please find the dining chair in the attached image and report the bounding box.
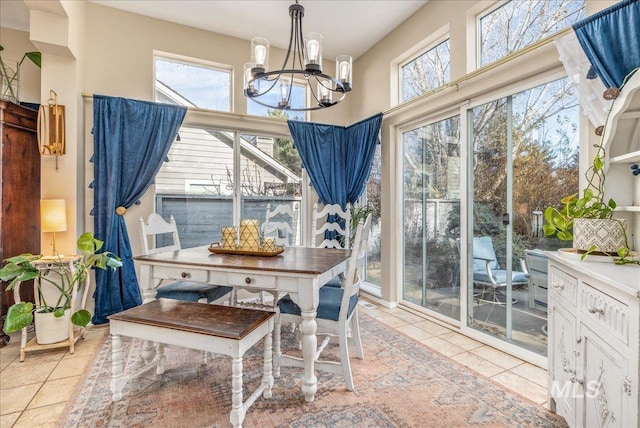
[261,201,300,247]
[139,213,233,303]
[311,202,351,288]
[274,213,372,391]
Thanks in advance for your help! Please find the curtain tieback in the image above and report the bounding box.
[115,206,127,215]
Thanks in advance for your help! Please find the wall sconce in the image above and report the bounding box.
[41,199,67,255]
[37,90,66,169]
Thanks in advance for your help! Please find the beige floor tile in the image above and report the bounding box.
[49,354,93,380]
[0,411,21,428]
[375,314,408,328]
[0,360,58,390]
[509,363,548,388]
[396,324,434,341]
[390,310,425,324]
[12,402,65,428]
[27,376,80,409]
[0,352,17,371]
[413,319,452,336]
[490,371,548,405]
[470,345,523,370]
[450,352,505,378]
[439,331,484,351]
[421,336,466,357]
[0,384,41,415]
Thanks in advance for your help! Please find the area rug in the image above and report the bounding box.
[58,313,567,428]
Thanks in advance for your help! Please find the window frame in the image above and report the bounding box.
[153,50,233,113]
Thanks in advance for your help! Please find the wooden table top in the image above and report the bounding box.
[109,299,274,340]
[134,246,351,275]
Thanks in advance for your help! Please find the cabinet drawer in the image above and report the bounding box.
[548,265,578,306]
[153,266,208,283]
[580,283,629,346]
[223,272,277,290]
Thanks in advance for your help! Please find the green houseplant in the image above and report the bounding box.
[542,96,637,265]
[0,45,41,102]
[1,232,122,335]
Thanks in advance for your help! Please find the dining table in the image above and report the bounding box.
[133,245,351,402]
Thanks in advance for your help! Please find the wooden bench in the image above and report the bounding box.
[108,299,274,428]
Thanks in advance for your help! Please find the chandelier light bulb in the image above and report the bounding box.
[245,2,351,111]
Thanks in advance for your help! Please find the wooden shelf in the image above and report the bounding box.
[615,206,640,212]
[610,150,640,164]
[20,327,85,361]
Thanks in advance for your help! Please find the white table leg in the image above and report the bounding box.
[230,356,245,428]
[110,334,126,401]
[142,340,156,365]
[156,342,166,375]
[300,308,318,402]
[262,318,274,398]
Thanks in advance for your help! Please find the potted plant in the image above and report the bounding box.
[0,232,122,342]
[0,45,41,103]
[542,117,637,265]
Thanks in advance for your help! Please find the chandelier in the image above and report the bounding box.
[244,0,352,111]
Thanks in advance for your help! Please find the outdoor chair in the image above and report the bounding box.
[471,236,529,305]
[523,249,548,312]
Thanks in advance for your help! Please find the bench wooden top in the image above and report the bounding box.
[108,299,274,340]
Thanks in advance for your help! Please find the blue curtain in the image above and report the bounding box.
[573,0,640,89]
[91,95,186,324]
[288,112,383,208]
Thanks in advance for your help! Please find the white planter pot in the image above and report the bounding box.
[34,309,70,344]
[573,218,629,253]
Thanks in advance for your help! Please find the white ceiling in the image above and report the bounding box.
[1,0,428,59]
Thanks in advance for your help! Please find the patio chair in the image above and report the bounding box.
[139,213,232,303]
[275,213,372,391]
[523,249,548,312]
[471,236,529,305]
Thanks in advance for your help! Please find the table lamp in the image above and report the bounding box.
[41,199,67,255]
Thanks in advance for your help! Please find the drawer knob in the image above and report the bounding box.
[588,306,604,315]
[552,284,564,290]
[245,277,252,284]
[181,272,191,279]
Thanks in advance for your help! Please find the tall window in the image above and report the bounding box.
[154,126,303,248]
[479,0,585,67]
[154,55,231,112]
[365,144,382,287]
[401,39,450,103]
[247,81,307,121]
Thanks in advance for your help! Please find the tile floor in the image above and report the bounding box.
[0,300,552,427]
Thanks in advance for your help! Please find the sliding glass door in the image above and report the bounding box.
[466,77,579,355]
[402,115,461,319]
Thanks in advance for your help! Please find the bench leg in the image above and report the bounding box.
[262,319,274,398]
[273,315,281,378]
[110,334,127,401]
[156,343,166,375]
[230,356,245,428]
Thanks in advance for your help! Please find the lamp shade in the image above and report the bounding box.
[41,199,68,233]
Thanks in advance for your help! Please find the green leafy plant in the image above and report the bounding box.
[1,233,122,333]
[543,69,638,265]
[0,45,41,102]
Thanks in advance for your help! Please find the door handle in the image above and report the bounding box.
[502,213,510,225]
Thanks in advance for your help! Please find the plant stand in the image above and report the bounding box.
[13,255,89,361]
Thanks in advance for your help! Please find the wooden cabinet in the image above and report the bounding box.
[547,253,639,427]
[0,100,41,345]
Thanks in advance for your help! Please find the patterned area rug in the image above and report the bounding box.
[59,313,567,427]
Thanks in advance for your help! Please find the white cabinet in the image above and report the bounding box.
[603,70,640,251]
[547,253,639,428]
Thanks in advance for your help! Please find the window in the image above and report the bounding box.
[365,144,382,287]
[154,126,303,249]
[154,55,231,112]
[247,80,307,121]
[401,39,450,103]
[479,0,585,67]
